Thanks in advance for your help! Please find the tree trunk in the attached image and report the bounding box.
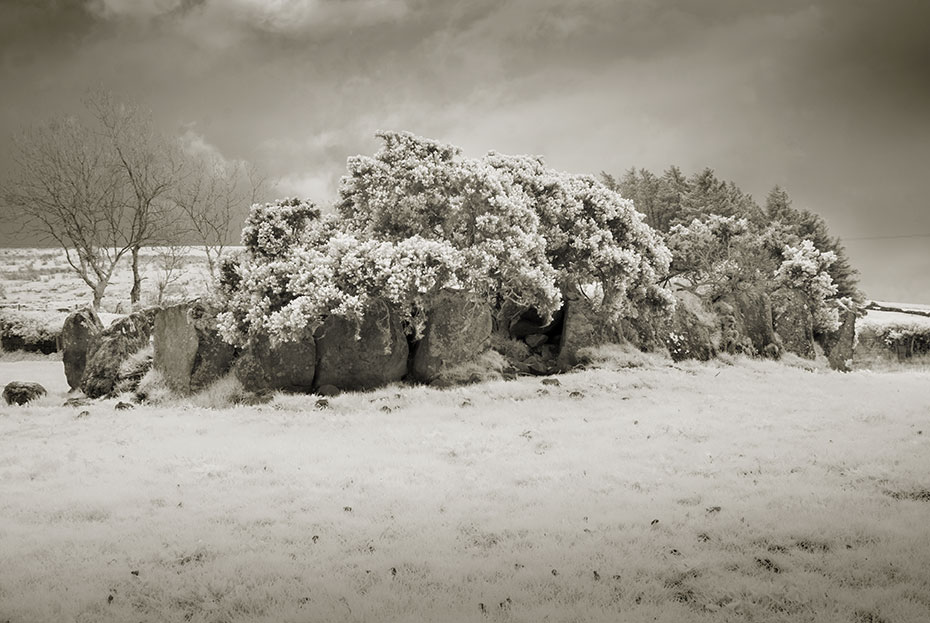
[130,246,142,310]
[92,282,106,310]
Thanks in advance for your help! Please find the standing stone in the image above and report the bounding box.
[154,301,236,395]
[663,297,715,362]
[827,309,857,372]
[411,290,492,383]
[557,297,601,369]
[3,381,47,405]
[314,298,408,391]
[81,309,157,399]
[772,289,816,359]
[720,288,779,356]
[234,333,316,394]
[61,307,104,390]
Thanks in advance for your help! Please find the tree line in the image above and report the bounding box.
[1,91,265,310]
[601,166,860,306]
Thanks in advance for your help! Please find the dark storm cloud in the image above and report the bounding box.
[1,0,928,300]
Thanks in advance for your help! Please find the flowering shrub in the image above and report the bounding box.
[219,132,673,346]
[773,240,842,332]
[240,197,321,258]
[484,152,673,320]
[338,132,562,320]
[217,217,467,345]
[666,215,768,296]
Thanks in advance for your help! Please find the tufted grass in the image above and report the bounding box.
[1,354,929,622]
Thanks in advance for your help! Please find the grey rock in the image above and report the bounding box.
[411,290,492,384]
[81,309,156,399]
[3,381,47,405]
[314,298,407,391]
[154,301,236,395]
[234,334,316,394]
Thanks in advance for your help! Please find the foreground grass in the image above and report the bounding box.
[1,354,929,622]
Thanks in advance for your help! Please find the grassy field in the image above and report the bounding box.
[2,350,929,622]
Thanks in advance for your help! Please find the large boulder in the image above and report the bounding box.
[772,289,815,359]
[81,308,157,399]
[314,298,408,391]
[827,309,857,372]
[234,334,316,393]
[412,290,492,383]
[61,307,104,390]
[154,301,236,395]
[663,293,715,362]
[3,381,47,405]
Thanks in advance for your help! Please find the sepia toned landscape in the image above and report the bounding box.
[2,2,930,622]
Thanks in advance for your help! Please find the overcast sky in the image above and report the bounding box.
[1,0,928,302]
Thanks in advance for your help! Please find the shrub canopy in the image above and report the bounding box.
[218,132,673,345]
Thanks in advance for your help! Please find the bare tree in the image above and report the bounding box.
[88,90,182,309]
[173,154,265,280]
[151,244,190,306]
[2,116,133,309]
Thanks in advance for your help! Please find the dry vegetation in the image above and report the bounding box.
[2,348,929,622]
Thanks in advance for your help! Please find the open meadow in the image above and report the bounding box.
[2,348,929,622]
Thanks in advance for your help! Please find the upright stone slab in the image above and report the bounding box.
[412,290,492,383]
[772,289,815,359]
[314,298,408,391]
[719,288,779,356]
[154,301,236,395]
[234,334,316,394]
[663,296,715,362]
[81,308,156,399]
[61,307,104,390]
[557,297,601,369]
[827,309,857,372]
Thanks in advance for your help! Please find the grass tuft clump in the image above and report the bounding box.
[432,349,506,386]
[135,367,174,405]
[189,372,247,409]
